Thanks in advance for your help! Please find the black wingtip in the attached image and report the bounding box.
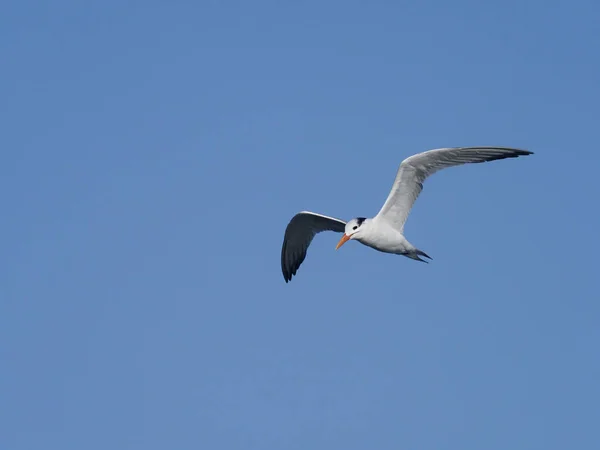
[282,266,294,283]
[488,149,534,162]
[283,269,295,283]
[516,149,534,156]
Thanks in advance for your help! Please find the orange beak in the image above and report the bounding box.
[335,233,350,250]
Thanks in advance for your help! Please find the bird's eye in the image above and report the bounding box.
[352,226,358,230]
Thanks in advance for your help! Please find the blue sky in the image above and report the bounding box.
[1,1,599,449]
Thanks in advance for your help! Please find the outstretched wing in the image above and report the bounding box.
[281,211,346,282]
[375,147,533,232]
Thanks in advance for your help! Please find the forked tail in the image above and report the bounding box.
[410,248,433,263]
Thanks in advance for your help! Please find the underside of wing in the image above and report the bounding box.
[281,211,346,283]
[375,146,533,232]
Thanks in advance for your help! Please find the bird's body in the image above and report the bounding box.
[349,218,417,256]
[281,146,533,282]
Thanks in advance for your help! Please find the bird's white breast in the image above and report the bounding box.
[355,219,413,255]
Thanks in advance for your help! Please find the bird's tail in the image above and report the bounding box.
[410,248,433,263]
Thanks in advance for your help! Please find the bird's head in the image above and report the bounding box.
[336,217,367,250]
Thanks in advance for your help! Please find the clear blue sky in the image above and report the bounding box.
[2,1,599,449]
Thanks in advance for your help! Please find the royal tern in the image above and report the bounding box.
[280,146,533,282]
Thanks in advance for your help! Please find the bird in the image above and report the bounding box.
[280,146,533,282]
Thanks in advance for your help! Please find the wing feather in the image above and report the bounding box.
[281,211,346,282]
[375,147,533,231]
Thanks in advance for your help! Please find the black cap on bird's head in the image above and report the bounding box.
[336,217,367,249]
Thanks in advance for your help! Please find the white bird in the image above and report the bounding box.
[281,146,533,282]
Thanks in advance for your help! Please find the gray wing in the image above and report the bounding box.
[281,211,346,283]
[375,147,533,232]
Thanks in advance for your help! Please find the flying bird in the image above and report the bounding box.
[281,146,533,282]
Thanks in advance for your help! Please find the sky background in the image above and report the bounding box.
[1,1,599,449]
